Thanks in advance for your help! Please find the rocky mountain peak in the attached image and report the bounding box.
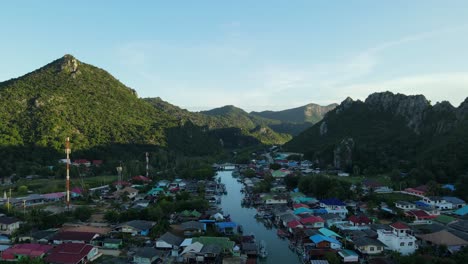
[457,97,468,120]
[59,54,80,76]
[365,91,430,133]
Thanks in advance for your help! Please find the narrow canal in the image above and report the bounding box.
[217,170,301,264]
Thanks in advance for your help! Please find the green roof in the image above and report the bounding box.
[434,214,456,224]
[192,236,235,252]
[271,170,288,178]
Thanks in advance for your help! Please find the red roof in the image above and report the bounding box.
[407,210,435,220]
[287,220,303,229]
[390,222,410,230]
[1,244,53,260]
[45,243,95,264]
[73,159,90,164]
[132,175,152,182]
[300,216,324,224]
[112,181,131,187]
[52,231,98,242]
[293,203,310,209]
[348,215,371,225]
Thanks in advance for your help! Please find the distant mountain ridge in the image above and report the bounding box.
[251,103,337,124]
[284,91,468,184]
[145,97,336,140]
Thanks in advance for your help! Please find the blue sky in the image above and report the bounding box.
[1,1,468,111]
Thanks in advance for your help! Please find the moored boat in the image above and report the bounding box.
[258,240,268,258]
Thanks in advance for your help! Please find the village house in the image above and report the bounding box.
[406,210,435,223]
[102,238,122,249]
[300,216,325,229]
[156,232,184,256]
[116,220,155,236]
[377,222,418,255]
[287,220,304,232]
[310,234,342,249]
[192,236,235,256]
[319,228,342,240]
[395,201,416,211]
[133,247,164,264]
[278,212,300,227]
[422,196,452,210]
[1,243,53,261]
[338,249,359,263]
[180,242,204,262]
[112,186,139,199]
[0,216,21,235]
[417,230,468,253]
[443,196,466,209]
[353,236,385,255]
[362,179,393,194]
[51,231,99,244]
[319,199,349,218]
[321,213,346,228]
[181,221,206,236]
[348,215,372,226]
[404,185,428,197]
[45,243,101,264]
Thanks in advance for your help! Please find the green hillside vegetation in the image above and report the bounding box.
[285,92,468,197]
[0,55,222,175]
[144,98,292,144]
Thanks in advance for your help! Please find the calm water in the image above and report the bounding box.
[218,171,301,264]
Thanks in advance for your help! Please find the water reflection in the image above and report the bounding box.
[218,171,300,264]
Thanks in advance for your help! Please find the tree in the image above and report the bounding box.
[104,210,119,223]
[17,185,28,195]
[324,252,340,264]
[73,206,92,222]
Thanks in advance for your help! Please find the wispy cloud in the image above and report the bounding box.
[251,25,468,109]
[112,25,468,111]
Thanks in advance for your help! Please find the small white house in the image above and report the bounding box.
[395,201,416,211]
[422,197,452,210]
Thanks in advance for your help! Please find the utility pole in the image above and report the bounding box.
[145,152,149,178]
[116,162,123,190]
[65,137,71,210]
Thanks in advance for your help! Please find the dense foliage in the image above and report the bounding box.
[286,92,468,188]
[0,55,226,176]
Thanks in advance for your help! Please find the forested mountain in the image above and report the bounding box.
[0,55,222,175]
[285,91,468,184]
[250,103,337,124]
[144,98,293,144]
[145,97,330,142]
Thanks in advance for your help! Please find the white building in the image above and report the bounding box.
[395,201,416,211]
[422,196,452,210]
[377,222,418,255]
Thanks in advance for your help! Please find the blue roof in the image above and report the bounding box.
[310,234,341,245]
[320,198,346,206]
[313,209,328,215]
[443,196,465,205]
[216,222,237,229]
[455,206,468,216]
[319,228,342,238]
[442,184,456,191]
[294,207,314,215]
[415,201,430,207]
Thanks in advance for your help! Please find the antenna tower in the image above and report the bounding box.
[65,137,71,209]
